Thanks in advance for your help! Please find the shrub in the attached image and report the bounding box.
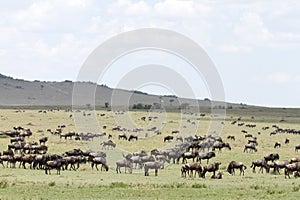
[48,181,56,187]
[192,183,207,189]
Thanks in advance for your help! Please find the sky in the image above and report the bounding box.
[0,0,300,107]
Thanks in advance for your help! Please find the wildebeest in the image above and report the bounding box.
[164,135,174,142]
[274,142,281,148]
[273,160,289,174]
[212,142,231,152]
[201,162,221,178]
[128,134,138,141]
[45,159,63,175]
[285,138,290,144]
[91,157,109,171]
[295,145,300,153]
[243,144,257,153]
[264,153,279,163]
[211,172,223,179]
[177,152,198,164]
[118,133,127,140]
[284,163,300,178]
[227,161,247,176]
[39,137,48,145]
[250,160,269,173]
[116,159,132,174]
[100,140,116,150]
[290,157,300,163]
[227,136,235,141]
[248,138,258,146]
[144,161,164,176]
[181,162,202,178]
[198,152,216,164]
[176,136,183,143]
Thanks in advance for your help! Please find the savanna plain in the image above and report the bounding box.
[0,106,299,200]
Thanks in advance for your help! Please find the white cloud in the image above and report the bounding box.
[234,12,273,44]
[267,73,294,83]
[219,44,251,53]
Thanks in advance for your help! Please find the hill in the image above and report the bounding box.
[0,73,227,108]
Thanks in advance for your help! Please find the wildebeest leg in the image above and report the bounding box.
[96,164,99,171]
[155,169,158,176]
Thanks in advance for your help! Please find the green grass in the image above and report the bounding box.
[0,107,299,199]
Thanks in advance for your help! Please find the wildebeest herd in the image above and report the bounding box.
[0,111,300,181]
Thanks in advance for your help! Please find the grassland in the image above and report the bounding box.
[0,107,300,200]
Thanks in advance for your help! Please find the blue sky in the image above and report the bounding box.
[0,0,300,107]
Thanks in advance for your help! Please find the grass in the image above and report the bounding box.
[0,107,299,199]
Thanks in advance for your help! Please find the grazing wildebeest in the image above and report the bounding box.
[176,136,183,143]
[181,162,202,178]
[212,142,231,152]
[284,163,300,178]
[273,160,289,174]
[295,145,300,153]
[108,134,112,139]
[172,130,179,134]
[100,140,116,150]
[140,155,155,164]
[201,162,221,178]
[290,157,300,163]
[129,156,142,169]
[21,155,36,169]
[243,144,257,153]
[227,136,235,141]
[0,155,14,168]
[45,159,63,175]
[164,135,174,142]
[264,153,279,163]
[118,133,127,140]
[285,138,290,144]
[144,161,164,176]
[274,142,281,148]
[39,137,48,145]
[91,157,109,171]
[198,152,216,164]
[128,134,138,141]
[64,149,83,156]
[116,159,132,173]
[227,161,247,176]
[250,160,269,173]
[248,138,258,146]
[178,152,198,164]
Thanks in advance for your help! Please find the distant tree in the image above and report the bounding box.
[180,103,190,109]
[86,103,91,110]
[105,102,109,108]
[153,103,162,109]
[169,99,175,106]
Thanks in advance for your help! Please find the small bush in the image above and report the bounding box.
[292,185,300,192]
[250,185,263,190]
[110,182,128,188]
[192,183,207,189]
[0,181,8,189]
[48,181,56,187]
